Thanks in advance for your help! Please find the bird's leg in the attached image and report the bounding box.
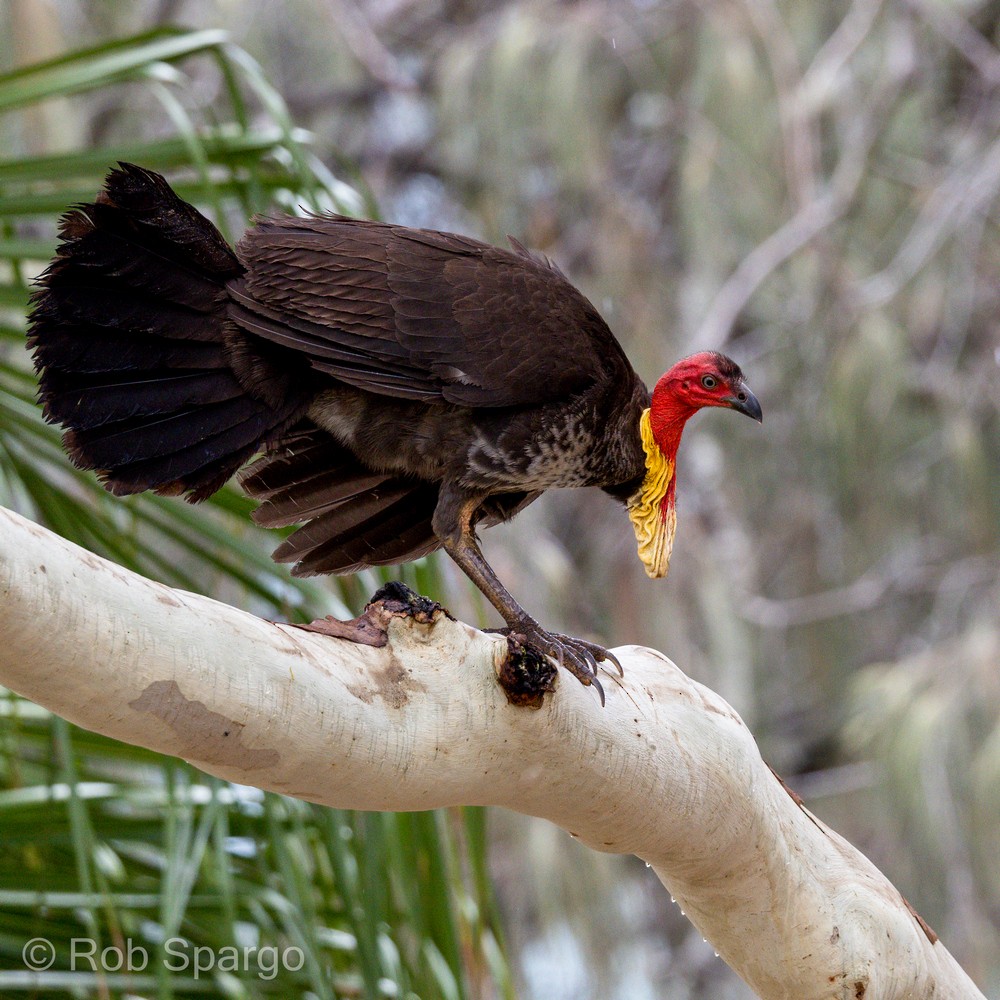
[432,485,622,698]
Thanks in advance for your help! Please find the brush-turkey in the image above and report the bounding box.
[28,164,762,702]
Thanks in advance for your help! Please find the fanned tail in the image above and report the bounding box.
[28,163,310,501]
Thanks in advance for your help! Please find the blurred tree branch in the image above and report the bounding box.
[740,548,997,628]
[857,131,1000,308]
[904,0,1000,85]
[694,0,904,348]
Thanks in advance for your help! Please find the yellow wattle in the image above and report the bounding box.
[627,408,677,579]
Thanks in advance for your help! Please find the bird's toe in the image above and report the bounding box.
[559,634,623,677]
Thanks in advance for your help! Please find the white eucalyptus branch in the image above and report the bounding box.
[0,506,985,1000]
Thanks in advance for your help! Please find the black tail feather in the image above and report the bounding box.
[67,396,270,470]
[41,280,223,341]
[242,422,441,575]
[82,163,239,278]
[27,320,229,374]
[94,408,290,501]
[251,465,389,527]
[28,163,310,500]
[243,424,388,527]
[49,222,226,310]
[42,370,245,432]
[241,422,369,500]
[281,482,442,576]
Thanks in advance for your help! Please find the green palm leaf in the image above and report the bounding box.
[0,27,511,1000]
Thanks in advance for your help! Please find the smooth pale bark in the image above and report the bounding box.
[0,505,986,1000]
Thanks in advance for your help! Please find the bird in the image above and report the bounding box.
[27,163,762,701]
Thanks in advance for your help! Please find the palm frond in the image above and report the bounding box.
[0,27,509,1000]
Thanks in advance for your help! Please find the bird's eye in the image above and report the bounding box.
[701,375,717,389]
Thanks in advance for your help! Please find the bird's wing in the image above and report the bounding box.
[228,215,632,407]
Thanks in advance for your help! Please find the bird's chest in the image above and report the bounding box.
[465,405,614,491]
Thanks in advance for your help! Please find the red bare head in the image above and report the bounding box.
[627,352,761,578]
[649,351,762,456]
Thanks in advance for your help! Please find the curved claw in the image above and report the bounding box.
[554,633,622,677]
[590,673,606,707]
[559,643,605,706]
[553,632,620,679]
[600,647,624,677]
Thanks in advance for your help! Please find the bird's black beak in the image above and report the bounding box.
[723,384,763,423]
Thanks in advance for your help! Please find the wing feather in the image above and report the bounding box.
[230,215,635,408]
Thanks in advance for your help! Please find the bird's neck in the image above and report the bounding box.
[649,393,696,458]
[627,408,682,579]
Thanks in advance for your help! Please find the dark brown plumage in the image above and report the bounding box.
[28,164,761,702]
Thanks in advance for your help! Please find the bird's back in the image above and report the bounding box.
[227,212,651,494]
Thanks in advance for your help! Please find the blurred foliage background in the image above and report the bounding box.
[0,1,997,998]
